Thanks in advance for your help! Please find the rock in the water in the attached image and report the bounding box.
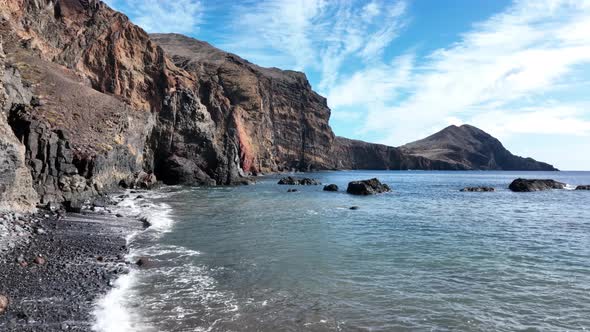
[287,189,298,193]
[323,184,339,192]
[509,178,566,192]
[0,294,8,315]
[346,178,391,195]
[575,185,590,190]
[278,176,320,185]
[139,217,151,229]
[136,257,151,268]
[349,206,360,210]
[461,186,495,192]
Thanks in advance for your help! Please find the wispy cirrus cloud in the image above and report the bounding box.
[103,0,203,34]
[221,0,407,91]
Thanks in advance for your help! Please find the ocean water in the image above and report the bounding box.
[93,171,590,332]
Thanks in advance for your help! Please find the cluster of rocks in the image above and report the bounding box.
[460,179,590,193]
[277,176,321,185]
[461,186,495,192]
[279,177,392,196]
[0,212,49,254]
[0,199,140,331]
[118,171,159,190]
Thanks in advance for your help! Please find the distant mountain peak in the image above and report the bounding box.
[401,124,557,171]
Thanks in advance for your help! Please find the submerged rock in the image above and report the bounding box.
[349,206,360,210]
[136,257,151,268]
[461,186,495,192]
[323,184,339,192]
[575,185,590,190]
[287,189,299,193]
[509,178,566,192]
[346,178,391,195]
[277,176,321,185]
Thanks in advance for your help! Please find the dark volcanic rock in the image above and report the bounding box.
[509,178,566,192]
[63,200,83,213]
[461,186,495,192]
[323,184,339,192]
[401,125,558,171]
[150,33,335,177]
[278,176,320,185]
[136,257,151,268]
[347,178,391,195]
[119,171,158,190]
[0,211,138,331]
[576,185,590,190]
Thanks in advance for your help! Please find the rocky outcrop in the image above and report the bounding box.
[323,184,339,192]
[575,185,590,190]
[0,38,38,212]
[401,125,558,171]
[509,179,566,192]
[461,186,495,192]
[331,137,465,170]
[150,33,335,177]
[277,176,321,185]
[346,178,391,195]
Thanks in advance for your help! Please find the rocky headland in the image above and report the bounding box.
[0,0,559,213]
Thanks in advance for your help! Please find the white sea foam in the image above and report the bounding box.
[92,191,177,332]
[92,271,152,332]
[92,189,238,332]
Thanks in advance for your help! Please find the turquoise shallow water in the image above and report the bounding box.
[107,171,590,331]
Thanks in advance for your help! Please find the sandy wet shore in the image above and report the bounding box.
[0,203,142,331]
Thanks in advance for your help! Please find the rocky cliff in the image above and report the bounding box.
[0,38,38,212]
[0,0,557,211]
[331,137,464,170]
[401,125,558,171]
[150,33,335,177]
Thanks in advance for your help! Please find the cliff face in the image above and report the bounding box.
[332,137,465,170]
[150,33,335,177]
[0,39,38,212]
[0,0,336,208]
[401,125,558,171]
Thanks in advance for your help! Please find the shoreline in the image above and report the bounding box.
[0,199,143,331]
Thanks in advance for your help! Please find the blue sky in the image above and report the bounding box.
[104,0,590,170]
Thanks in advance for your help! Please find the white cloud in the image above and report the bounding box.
[327,53,413,109]
[222,0,407,91]
[470,106,590,139]
[104,0,203,34]
[354,0,590,146]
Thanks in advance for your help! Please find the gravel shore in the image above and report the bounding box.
[0,203,142,331]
